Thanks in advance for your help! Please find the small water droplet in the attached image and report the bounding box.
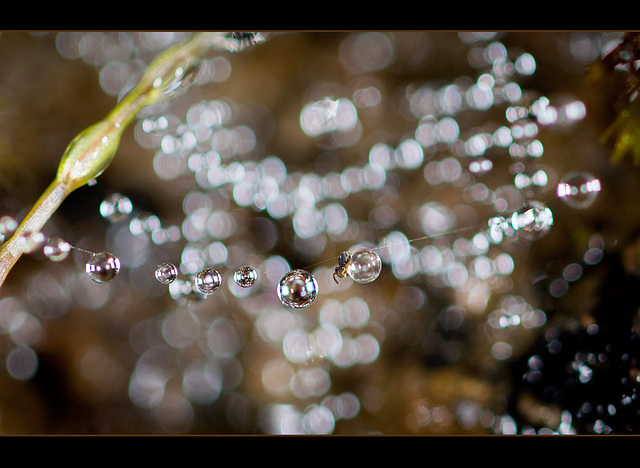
[557,170,601,209]
[155,262,178,284]
[346,249,383,284]
[17,231,46,253]
[277,269,318,309]
[195,267,222,294]
[233,265,257,288]
[85,251,121,283]
[510,201,553,240]
[100,192,133,222]
[43,237,71,262]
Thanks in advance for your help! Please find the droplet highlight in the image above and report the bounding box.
[195,268,222,294]
[233,266,257,288]
[511,201,553,240]
[277,269,319,309]
[155,262,178,284]
[43,237,71,262]
[346,249,383,284]
[556,170,601,209]
[85,251,121,283]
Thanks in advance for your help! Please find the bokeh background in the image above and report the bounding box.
[0,31,638,435]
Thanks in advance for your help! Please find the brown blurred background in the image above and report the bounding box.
[0,31,638,435]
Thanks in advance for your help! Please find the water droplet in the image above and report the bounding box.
[100,192,133,222]
[43,237,71,262]
[277,269,318,309]
[510,201,553,240]
[346,249,383,284]
[155,262,178,284]
[195,268,222,294]
[17,231,46,253]
[556,170,601,209]
[233,265,257,288]
[85,251,121,283]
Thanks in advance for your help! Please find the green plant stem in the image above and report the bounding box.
[0,32,234,289]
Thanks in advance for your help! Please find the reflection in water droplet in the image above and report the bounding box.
[86,251,121,283]
[195,268,222,294]
[155,262,178,284]
[277,270,318,309]
[233,266,257,288]
[346,249,382,284]
[43,237,71,262]
[511,201,553,240]
[557,170,601,209]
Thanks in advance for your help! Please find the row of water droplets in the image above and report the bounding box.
[2,161,600,311]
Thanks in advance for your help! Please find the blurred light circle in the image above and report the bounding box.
[339,32,395,73]
[6,346,38,380]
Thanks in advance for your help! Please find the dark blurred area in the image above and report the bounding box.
[0,31,638,435]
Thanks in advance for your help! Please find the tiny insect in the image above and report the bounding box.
[224,32,266,52]
[333,251,352,284]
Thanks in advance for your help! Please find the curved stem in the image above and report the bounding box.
[0,181,69,285]
[0,32,266,289]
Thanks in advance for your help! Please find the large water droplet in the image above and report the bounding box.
[155,262,178,284]
[346,249,383,284]
[85,251,121,283]
[510,201,553,240]
[195,267,222,294]
[233,265,257,288]
[277,269,318,309]
[556,170,601,209]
